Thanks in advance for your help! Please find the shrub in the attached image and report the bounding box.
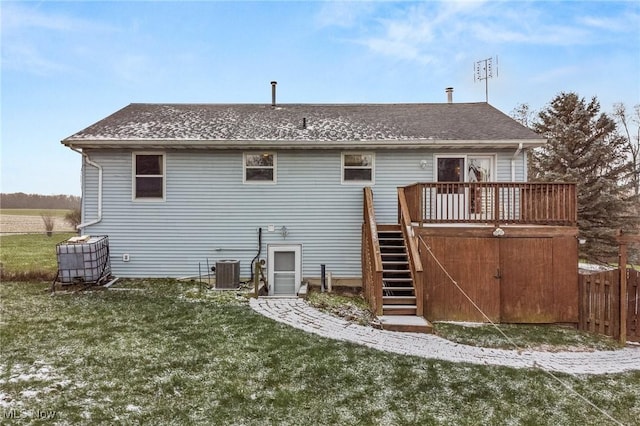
[41,215,55,236]
[65,208,81,229]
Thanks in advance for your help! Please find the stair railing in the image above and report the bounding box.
[362,187,384,315]
[398,187,424,316]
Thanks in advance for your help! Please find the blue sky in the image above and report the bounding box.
[1,0,639,196]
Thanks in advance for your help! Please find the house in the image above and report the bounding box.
[62,84,578,328]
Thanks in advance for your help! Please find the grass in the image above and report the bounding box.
[306,288,376,326]
[308,289,621,352]
[0,233,76,281]
[433,322,622,352]
[1,280,638,425]
[0,209,72,217]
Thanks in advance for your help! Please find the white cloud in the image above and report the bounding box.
[529,65,581,84]
[578,10,640,33]
[1,41,70,75]
[319,1,637,65]
[1,3,118,77]
[315,2,376,28]
[1,3,116,33]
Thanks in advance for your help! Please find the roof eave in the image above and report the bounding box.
[62,138,546,150]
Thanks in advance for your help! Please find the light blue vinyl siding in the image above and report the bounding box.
[80,148,526,278]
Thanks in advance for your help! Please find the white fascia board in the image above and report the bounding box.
[62,138,547,150]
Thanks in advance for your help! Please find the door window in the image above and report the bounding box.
[268,245,302,296]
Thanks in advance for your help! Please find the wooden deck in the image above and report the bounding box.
[362,182,580,327]
[403,182,577,226]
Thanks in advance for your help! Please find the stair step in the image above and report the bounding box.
[383,296,416,305]
[382,260,409,264]
[382,286,415,292]
[382,305,417,315]
[383,277,413,282]
[383,270,411,274]
[378,315,433,333]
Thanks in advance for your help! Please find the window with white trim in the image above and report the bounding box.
[342,153,374,184]
[133,153,165,200]
[244,152,276,183]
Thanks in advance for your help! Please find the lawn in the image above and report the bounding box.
[0,233,76,280]
[1,280,638,425]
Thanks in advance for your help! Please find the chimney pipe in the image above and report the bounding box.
[271,81,277,107]
[445,87,454,103]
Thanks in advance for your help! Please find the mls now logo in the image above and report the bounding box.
[33,409,57,420]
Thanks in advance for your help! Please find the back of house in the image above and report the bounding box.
[62,88,547,300]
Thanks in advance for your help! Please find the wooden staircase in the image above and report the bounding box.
[377,224,432,333]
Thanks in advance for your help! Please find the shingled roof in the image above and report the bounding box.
[62,102,545,149]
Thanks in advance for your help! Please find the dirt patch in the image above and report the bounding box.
[0,215,75,235]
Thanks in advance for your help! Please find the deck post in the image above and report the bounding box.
[618,231,628,345]
[493,185,500,227]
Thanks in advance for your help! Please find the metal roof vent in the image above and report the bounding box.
[271,81,277,107]
[446,87,454,103]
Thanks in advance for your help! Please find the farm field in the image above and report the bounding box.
[0,209,75,235]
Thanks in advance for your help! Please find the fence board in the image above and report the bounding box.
[578,271,620,339]
[627,269,640,342]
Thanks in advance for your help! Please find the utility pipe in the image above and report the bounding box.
[69,146,103,230]
[511,142,523,181]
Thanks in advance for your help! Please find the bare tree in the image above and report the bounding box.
[612,103,640,196]
[510,103,536,129]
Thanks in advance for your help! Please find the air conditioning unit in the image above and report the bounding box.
[216,260,240,289]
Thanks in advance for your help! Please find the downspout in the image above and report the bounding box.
[511,142,523,181]
[69,146,103,230]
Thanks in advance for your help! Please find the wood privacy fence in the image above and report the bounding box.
[579,268,640,342]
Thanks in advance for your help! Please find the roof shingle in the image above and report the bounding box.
[63,102,544,144]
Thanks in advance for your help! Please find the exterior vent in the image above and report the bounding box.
[216,260,240,289]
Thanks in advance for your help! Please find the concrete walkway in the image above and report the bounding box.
[249,297,640,375]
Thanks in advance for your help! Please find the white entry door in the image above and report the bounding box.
[433,155,495,221]
[267,245,302,296]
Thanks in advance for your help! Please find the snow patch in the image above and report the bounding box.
[578,262,616,273]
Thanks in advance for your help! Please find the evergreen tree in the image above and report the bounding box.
[531,92,637,262]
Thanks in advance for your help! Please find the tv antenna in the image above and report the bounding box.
[474,56,498,102]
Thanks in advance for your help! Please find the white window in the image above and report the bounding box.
[244,153,276,183]
[342,152,375,184]
[132,153,165,200]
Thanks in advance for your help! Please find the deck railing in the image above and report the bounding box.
[403,182,577,226]
[398,188,424,316]
[362,187,383,315]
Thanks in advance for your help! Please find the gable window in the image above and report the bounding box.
[342,153,374,184]
[133,153,165,200]
[244,152,276,183]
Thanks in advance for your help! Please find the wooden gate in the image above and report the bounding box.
[500,239,553,323]
[419,229,578,324]
[578,268,640,342]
